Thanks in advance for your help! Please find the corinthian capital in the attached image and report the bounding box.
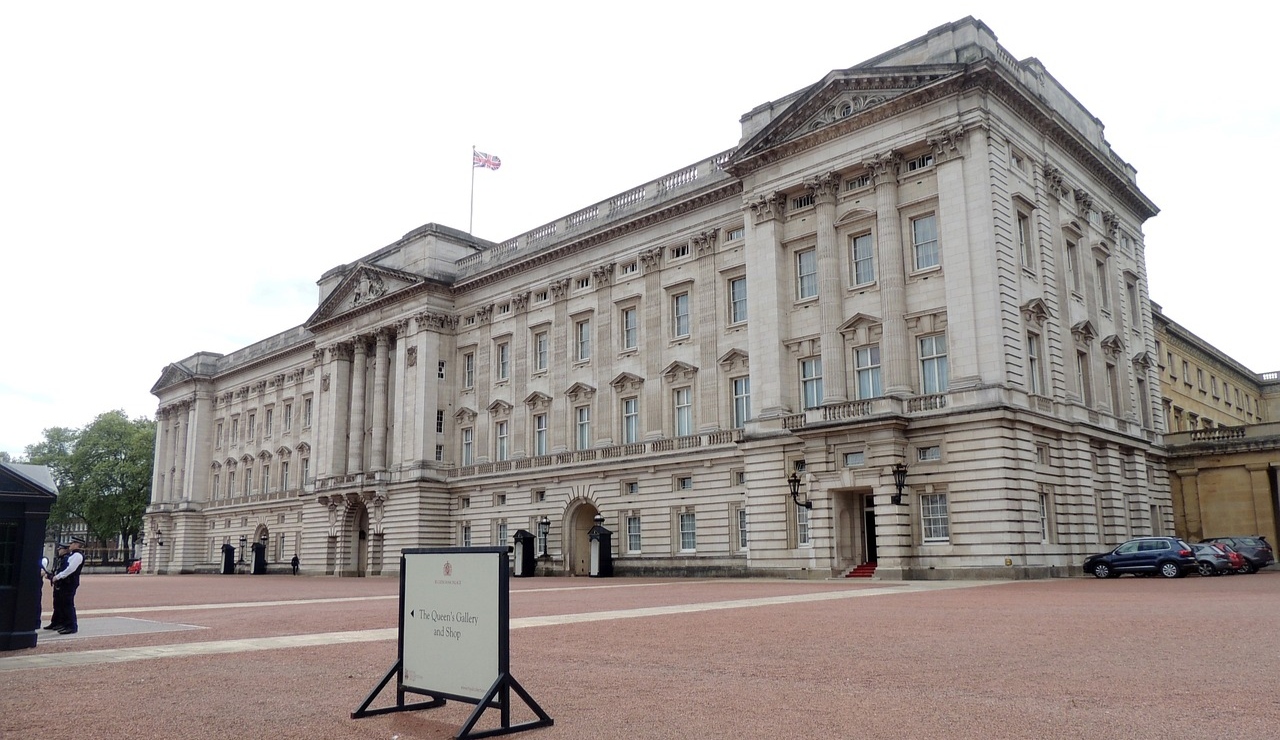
[863,152,901,187]
[928,125,966,163]
[804,172,840,205]
[748,192,786,224]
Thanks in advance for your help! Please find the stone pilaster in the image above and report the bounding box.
[371,328,390,471]
[744,192,789,418]
[810,173,847,403]
[348,337,368,474]
[867,153,910,395]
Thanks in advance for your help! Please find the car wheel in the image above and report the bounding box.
[1092,563,1112,579]
[1197,561,1215,577]
[1159,561,1181,579]
[1239,561,1256,574]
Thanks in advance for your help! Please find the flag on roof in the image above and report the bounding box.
[473,149,502,170]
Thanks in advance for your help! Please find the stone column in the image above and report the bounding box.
[867,153,911,395]
[640,249,665,440]
[931,127,981,389]
[592,263,615,445]
[323,343,353,479]
[348,337,368,474]
[176,402,191,500]
[744,193,789,419]
[151,408,169,504]
[693,230,721,431]
[810,173,847,404]
[371,329,390,471]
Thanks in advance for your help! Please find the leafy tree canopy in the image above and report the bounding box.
[25,410,155,553]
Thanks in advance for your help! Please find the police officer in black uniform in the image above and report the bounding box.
[49,537,85,634]
[43,543,69,631]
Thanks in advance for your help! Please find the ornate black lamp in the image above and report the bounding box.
[788,471,811,509]
[891,462,908,506]
[238,535,247,564]
[537,516,550,557]
[155,529,164,547]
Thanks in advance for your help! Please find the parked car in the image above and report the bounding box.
[1191,542,1240,576]
[1200,537,1274,574]
[1083,536,1196,579]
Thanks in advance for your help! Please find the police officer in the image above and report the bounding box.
[49,537,85,634]
[43,543,69,631]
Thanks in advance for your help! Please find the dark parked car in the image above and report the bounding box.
[1083,536,1196,579]
[1191,542,1241,576]
[1201,537,1274,573]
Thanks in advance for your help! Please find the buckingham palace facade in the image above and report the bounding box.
[146,18,1168,579]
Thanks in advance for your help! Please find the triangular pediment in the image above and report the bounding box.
[305,262,427,328]
[731,65,963,166]
[524,392,552,409]
[565,382,597,401]
[661,361,699,383]
[454,407,477,423]
[1071,320,1098,344]
[717,349,749,371]
[1020,298,1051,327]
[488,399,513,417]
[610,372,645,392]
[150,362,195,394]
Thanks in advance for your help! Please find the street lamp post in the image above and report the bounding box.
[788,471,811,509]
[891,462,909,506]
[238,535,247,564]
[537,516,550,558]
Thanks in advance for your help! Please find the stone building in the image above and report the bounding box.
[1153,305,1280,545]
[147,17,1169,579]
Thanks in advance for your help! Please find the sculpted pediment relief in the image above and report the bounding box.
[151,363,195,394]
[305,262,427,328]
[731,66,963,166]
[610,372,644,392]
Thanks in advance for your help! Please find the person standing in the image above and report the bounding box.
[43,543,69,631]
[50,537,85,634]
[291,554,300,576]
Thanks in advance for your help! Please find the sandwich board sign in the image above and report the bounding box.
[352,547,552,738]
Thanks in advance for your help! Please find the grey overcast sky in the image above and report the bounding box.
[2,1,1276,458]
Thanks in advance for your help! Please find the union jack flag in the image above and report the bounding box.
[473,149,501,170]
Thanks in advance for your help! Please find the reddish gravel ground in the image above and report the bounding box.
[2,570,1278,739]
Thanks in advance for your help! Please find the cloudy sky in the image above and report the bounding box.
[2,2,1274,458]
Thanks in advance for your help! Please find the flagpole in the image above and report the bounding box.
[469,145,475,234]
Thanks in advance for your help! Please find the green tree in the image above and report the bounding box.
[25,411,155,559]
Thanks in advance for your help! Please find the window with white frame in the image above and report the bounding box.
[1066,240,1082,292]
[248,413,255,440]
[670,243,689,259]
[843,451,865,467]
[1039,490,1050,542]
[673,387,693,437]
[621,397,639,444]
[729,277,747,324]
[575,319,592,361]
[737,507,748,550]
[797,505,811,546]
[303,397,312,428]
[498,521,508,548]
[231,418,239,444]
[801,357,823,409]
[283,404,292,432]
[1027,332,1044,395]
[919,334,948,394]
[227,470,235,497]
[621,307,638,350]
[243,466,251,495]
[265,408,273,437]
[1126,278,1140,330]
[212,473,220,499]
[438,360,446,379]
[727,226,744,241]
[1095,256,1110,310]
[1107,363,1121,414]
[921,493,950,542]
[434,445,444,461]
[1017,213,1034,268]
[672,292,690,338]
[536,517,548,555]
[495,421,509,461]
[917,445,941,462]
[261,465,270,493]
[621,261,638,275]
[461,427,474,465]
[436,410,445,433]
[576,276,591,290]
[496,341,510,381]
[461,523,472,547]
[622,480,639,495]
[463,352,475,388]
[678,511,697,551]
[532,413,548,456]
[676,475,693,490]
[855,345,882,399]
[216,422,223,448]
[301,457,309,485]
[796,249,818,299]
[1077,351,1093,407]
[575,405,591,450]
[533,331,549,372]
[912,214,939,270]
[731,376,751,429]
[281,461,290,491]
[627,515,641,553]
[851,233,875,285]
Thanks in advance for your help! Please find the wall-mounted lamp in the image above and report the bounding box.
[891,462,909,506]
[155,529,164,547]
[788,471,811,509]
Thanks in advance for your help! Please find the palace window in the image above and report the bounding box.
[673,387,693,437]
[678,512,697,552]
[463,352,475,388]
[919,334,949,394]
[436,410,445,433]
[461,428,474,466]
[731,377,751,429]
[797,506,811,546]
[627,515,642,553]
[575,405,591,450]
[621,397,639,445]
[1018,213,1034,269]
[575,319,592,361]
[496,342,510,381]
[912,214,939,270]
[1027,333,1044,395]
[851,233,875,285]
[533,331,549,372]
[532,413,548,456]
[495,421,509,461]
[855,345,882,399]
[921,493,950,542]
[672,293,690,338]
[796,249,818,299]
[729,277,748,324]
[621,307,638,350]
[801,357,823,409]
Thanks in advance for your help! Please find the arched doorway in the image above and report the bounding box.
[348,503,369,577]
[253,524,270,574]
[566,500,599,576]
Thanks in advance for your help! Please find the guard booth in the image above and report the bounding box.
[512,529,536,577]
[0,463,58,651]
[588,514,613,578]
[251,542,266,575]
[221,543,235,575]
